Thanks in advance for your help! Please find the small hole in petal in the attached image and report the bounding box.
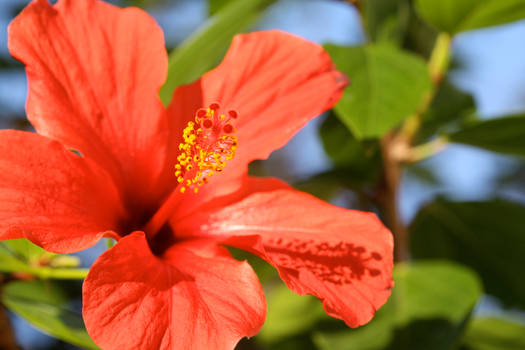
[70,149,84,157]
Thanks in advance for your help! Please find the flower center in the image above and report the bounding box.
[174,103,238,194]
[142,103,238,239]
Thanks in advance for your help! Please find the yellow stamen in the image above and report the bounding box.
[173,103,238,194]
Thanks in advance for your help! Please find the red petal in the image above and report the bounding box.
[174,177,393,327]
[0,130,125,253]
[167,31,347,215]
[83,232,266,350]
[8,0,169,205]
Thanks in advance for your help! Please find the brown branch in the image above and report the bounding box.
[379,133,409,262]
[377,34,452,262]
[0,305,20,350]
[0,274,20,350]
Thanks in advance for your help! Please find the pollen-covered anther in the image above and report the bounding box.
[174,103,238,194]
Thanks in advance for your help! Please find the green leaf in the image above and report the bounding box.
[410,199,525,310]
[2,280,99,349]
[293,167,379,204]
[449,115,525,156]
[361,0,411,44]
[159,0,276,105]
[0,239,53,275]
[461,317,525,350]
[325,44,431,139]
[264,335,319,350]
[258,283,326,344]
[320,113,382,170]
[292,171,346,202]
[403,5,439,58]
[2,239,49,262]
[313,300,395,350]
[122,0,163,7]
[0,243,31,273]
[393,262,481,326]
[0,239,68,270]
[298,114,382,200]
[227,247,277,284]
[495,163,525,193]
[209,0,233,15]
[0,239,85,279]
[415,0,525,34]
[314,261,482,350]
[405,162,442,185]
[417,79,476,142]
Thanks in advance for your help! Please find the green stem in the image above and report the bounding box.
[399,32,452,143]
[408,136,449,162]
[428,33,452,84]
[21,266,89,280]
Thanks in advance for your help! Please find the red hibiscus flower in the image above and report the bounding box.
[3,0,393,348]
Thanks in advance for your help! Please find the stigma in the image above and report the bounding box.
[174,103,238,194]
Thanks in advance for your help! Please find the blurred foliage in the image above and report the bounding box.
[209,0,234,15]
[122,0,165,7]
[416,79,476,142]
[159,0,277,105]
[449,114,525,156]
[318,113,381,185]
[320,113,380,170]
[2,0,525,349]
[460,317,525,350]
[0,239,54,274]
[410,199,525,310]
[0,239,83,278]
[360,0,410,44]
[325,43,431,139]
[415,0,525,34]
[261,0,525,348]
[314,262,481,350]
[259,284,326,345]
[292,113,382,204]
[2,280,96,349]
